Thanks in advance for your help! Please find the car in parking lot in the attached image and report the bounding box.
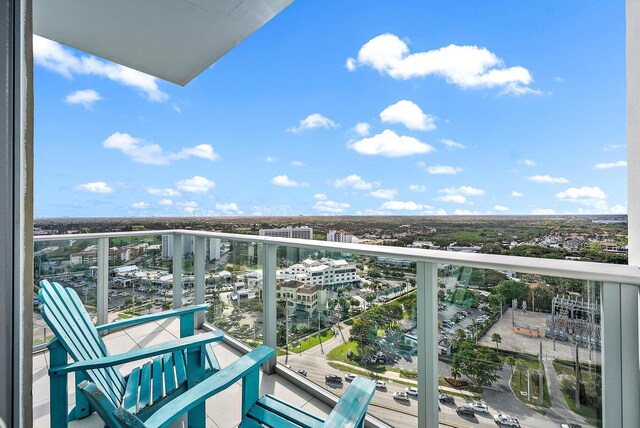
[393,391,410,402]
[456,406,475,418]
[324,374,342,384]
[560,424,582,428]
[405,387,418,396]
[438,393,455,404]
[468,402,489,413]
[375,380,386,389]
[494,413,521,427]
[296,369,307,377]
[344,373,357,382]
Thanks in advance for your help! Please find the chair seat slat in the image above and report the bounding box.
[173,351,187,387]
[163,353,177,394]
[247,405,304,428]
[257,396,323,428]
[138,362,152,409]
[152,357,163,403]
[123,367,141,413]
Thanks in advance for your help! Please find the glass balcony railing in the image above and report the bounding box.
[32,230,639,428]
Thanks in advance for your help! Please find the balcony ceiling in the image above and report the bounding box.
[33,0,294,85]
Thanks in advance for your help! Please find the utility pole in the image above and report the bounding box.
[575,344,581,409]
[539,339,544,405]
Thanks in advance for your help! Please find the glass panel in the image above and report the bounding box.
[33,238,98,346]
[438,265,601,427]
[204,239,263,347]
[275,248,418,427]
[108,235,167,321]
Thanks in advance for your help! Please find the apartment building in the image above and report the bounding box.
[327,229,354,243]
[259,226,313,240]
[276,280,326,315]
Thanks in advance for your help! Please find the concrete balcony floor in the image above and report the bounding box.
[32,317,333,427]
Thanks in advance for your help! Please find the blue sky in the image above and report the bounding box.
[33,1,627,217]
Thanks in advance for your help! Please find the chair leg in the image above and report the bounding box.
[49,342,69,428]
[70,371,92,420]
[187,345,206,428]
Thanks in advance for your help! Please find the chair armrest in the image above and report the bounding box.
[50,330,223,376]
[96,304,208,333]
[323,377,376,426]
[132,346,275,428]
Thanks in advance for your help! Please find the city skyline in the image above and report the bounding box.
[34,1,627,217]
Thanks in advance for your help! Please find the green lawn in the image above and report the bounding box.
[289,329,334,354]
[509,364,551,408]
[326,341,386,373]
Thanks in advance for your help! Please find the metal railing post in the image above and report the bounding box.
[261,243,278,374]
[96,237,109,326]
[416,261,438,428]
[172,234,183,309]
[194,236,206,327]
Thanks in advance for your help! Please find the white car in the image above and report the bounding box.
[493,413,521,427]
[393,391,410,402]
[469,402,489,413]
[375,380,386,389]
[405,387,418,396]
[345,373,357,382]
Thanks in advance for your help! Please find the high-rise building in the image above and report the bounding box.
[259,226,313,240]
[162,234,195,259]
[327,229,354,243]
[208,238,221,261]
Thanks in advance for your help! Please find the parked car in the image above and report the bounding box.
[324,374,342,384]
[296,369,307,377]
[375,380,386,389]
[405,387,418,396]
[456,406,475,418]
[494,413,521,427]
[393,391,410,402]
[560,424,582,428]
[469,402,489,413]
[438,393,455,404]
[344,373,357,382]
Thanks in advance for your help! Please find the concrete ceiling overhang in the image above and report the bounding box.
[33,0,294,85]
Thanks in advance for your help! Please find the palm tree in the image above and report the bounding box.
[491,333,502,350]
[505,356,516,375]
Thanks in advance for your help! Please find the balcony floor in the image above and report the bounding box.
[32,317,332,427]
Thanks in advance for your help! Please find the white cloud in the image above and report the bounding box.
[34,35,168,101]
[64,89,102,108]
[350,33,537,95]
[518,159,538,166]
[287,114,338,133]
[494,205,509,212]
[314,193,327,200]
[530,208,557,215]
[348,129,435,157]
[425,165,462,175]
[609,204,627,214]
[131,202,149,209]
[314,200,350,213]
[556,186,607,207]
[453,209,474,215]
[175,176,216,193]
[176,201,198,214]
[332,174,379,190]
[441,138,466,149]
[408,184,426,192]
[368,189,397,199]
[158,199,173,206]
[103,133,219,165]
[291,160,305,167]
[379,100,436,131]
[215,202,242,214]
[440,186,485,196]
[527,175,569,184]
[380,201,427,211]
[511,191,524,197]
[345,57,357,71]
[74,181,113,193]
[147,187,181,197]
[603,144,625,151]
[554,76,564,82]
[271,175,309,187]
[352,122,371,136]
[594,160,627,169]
[436,194,467,204]
[265,156,278,163]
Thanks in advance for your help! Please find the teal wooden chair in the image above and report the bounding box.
[38,279,223,428]
[78,346,377,428]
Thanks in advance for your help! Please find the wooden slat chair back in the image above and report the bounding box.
[39,279,126,408]
[39,279,224,428]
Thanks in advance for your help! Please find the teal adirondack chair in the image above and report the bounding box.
[38,279,223,428]
[78,346,377,428]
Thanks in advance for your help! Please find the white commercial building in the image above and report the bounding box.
[259,226,313,240]
[327,229,354,243]
[278,258,358,289]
